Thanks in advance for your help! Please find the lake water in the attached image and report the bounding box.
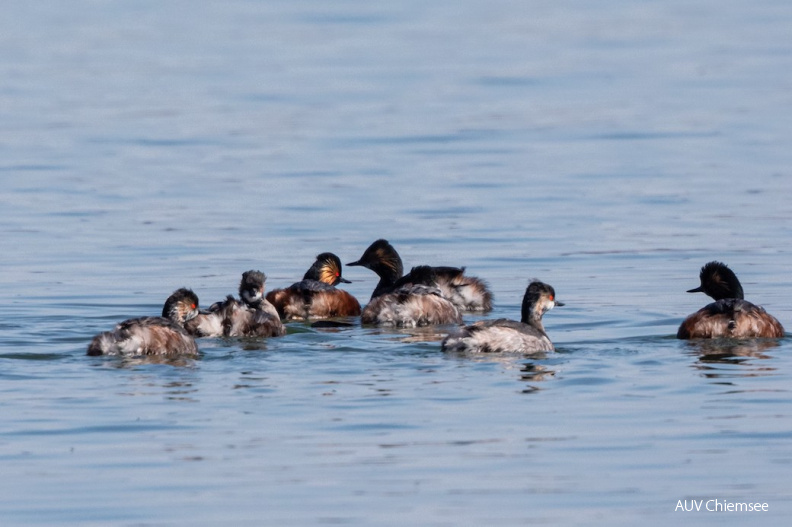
[2,1,792,525]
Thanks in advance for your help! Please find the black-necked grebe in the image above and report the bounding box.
[87,288,200,356]
[185,270,285,338]
[442,281,563,353]
[677,261,784,339]
[266,253,361,320]
[359,282,462,327]
[346,239,492,312]
[347,241,462,327]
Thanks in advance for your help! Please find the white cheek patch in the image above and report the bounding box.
[243,290,262,303]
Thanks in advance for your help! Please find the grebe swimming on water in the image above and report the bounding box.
[186,270,285,338]
[677,261,784,339]
[442,280,563,353]
[266,253,361,320]
[347,245,462,327]
[346,239,492,312]
[87,288,200,356]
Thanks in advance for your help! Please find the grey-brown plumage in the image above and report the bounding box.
[212,296,286,338]
[442,281,563,353]
[677,261,784,339]
[430,266,493,313]
[238,270,280,319]
[360,283,462,327]
[87,288,200,356]
[183,308,224,338]
[347,239,492,312]
[185,271,285,338]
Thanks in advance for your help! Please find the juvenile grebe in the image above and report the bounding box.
[677,261,784,339]
[185,271,285,338]
[442,281,563,353]
[207,295,286,338]
[87,288,200,356]
[266,253,361,320]
[346,239,492,312]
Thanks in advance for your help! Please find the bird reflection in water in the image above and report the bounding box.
[684,339,780,379]
[520,362,555,393]
[98,354,200,369]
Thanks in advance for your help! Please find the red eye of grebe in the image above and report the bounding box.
[549,295,554,301]
[191,303,196,309]
[335,272,340,277]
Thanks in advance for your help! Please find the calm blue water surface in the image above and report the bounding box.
[2,1,792,525]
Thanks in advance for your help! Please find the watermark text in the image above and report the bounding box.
[675,499,768,512]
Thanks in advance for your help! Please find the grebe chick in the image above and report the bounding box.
[87,288,200,356]
[238,270,280,319]
[266,253,361,320]
[442,281,563,353]
[677,261,784,339]
[346,239,492,311]
[186,271,285,338]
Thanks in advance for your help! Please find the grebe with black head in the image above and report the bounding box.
[677,261,784,339]
[266,253,361,320]
[346,239,492,312]
[347,242,463,327]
